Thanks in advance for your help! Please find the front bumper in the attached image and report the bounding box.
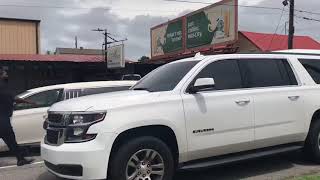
[41,132,116,180]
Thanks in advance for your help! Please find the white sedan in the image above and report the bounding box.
[0,81,136,151]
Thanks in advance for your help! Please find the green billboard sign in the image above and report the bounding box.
[151,20,183,57]
[187,12,215,49]
[151,0,238,58]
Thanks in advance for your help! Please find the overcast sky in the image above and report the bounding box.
[0,0,319,60]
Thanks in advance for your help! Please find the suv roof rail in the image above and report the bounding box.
[237,49,320,56]
[273,49,320,56]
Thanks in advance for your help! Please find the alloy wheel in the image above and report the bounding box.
[126,149,165,180]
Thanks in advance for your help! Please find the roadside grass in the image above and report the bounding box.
[290,175,320,180]
[287,174,320,180]
[284,170,320,180]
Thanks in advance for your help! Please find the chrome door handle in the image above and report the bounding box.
[288,96,300,101]
[235,100,250,106]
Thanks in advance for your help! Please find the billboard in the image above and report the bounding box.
[107,44,125,69]
[151,19,183,57]
[151,0,238,59]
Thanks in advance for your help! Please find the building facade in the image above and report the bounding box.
[0,17,40,54]
[0,54,160,95]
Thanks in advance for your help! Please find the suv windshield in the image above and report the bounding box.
[132,61,199,92]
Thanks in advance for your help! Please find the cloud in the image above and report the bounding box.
[0,0,319,60]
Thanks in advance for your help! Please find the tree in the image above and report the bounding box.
[138,56,150,63]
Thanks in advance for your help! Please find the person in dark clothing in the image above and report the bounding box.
[0,68,34,166]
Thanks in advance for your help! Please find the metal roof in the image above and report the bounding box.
[240,31,320,52]
[0,17,41,23]
[0,54,135,63]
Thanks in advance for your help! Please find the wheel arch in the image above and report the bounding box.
[310,109,320,125]
[109,125,180,169]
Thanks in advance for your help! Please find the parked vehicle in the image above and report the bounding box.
[0,81,136,151]
[121,74,142,81]
[42,50,320,180]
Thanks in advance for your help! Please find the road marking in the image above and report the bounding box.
[0,161,44,170]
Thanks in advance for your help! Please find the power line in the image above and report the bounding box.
[295,9,320,16]
[0,1,286,12]
[0,1,319,17]
[295,15,320,22]
[164,0,284,11]
[268,7,286,50]
[165,0,320,16]
[0,3,180,13]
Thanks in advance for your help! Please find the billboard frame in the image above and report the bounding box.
[150,0,238,60]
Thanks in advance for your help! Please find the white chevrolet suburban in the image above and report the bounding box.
[42,50,320,180]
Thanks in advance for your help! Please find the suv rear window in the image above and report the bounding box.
[239,59,297,88]
[299,59,320,84]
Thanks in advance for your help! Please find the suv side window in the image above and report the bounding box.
[298,59,320,84]
[15,89,62,110]
[195,59,243,91]
[239,59,297,88]
[81,86,131,96]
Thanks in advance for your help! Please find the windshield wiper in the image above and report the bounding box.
[132,87,151,92]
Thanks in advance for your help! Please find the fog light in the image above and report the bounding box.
[73,128,84,136]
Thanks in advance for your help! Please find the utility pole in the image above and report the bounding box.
[75,36,78,49]
[92,28,109,70]
[288,0,295,49]
[104,29,108,70]
[283,0,295,49]
[92,28,128,72]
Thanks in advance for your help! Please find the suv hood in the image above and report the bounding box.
[50,90,158,112]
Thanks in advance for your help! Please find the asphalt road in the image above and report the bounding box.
[1,149,320,180]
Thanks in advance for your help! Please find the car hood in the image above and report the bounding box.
[49,90,158,112]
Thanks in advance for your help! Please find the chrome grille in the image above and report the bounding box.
[48,114,63,124]
[45,113,67,146]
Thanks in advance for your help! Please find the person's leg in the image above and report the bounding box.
[2,131,23,161]
[2,130,34,166]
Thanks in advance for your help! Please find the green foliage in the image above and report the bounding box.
[138,56,150,63]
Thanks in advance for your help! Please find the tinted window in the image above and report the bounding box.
[122,75,141,80]
[299,59,320,84]
[195,60,242,91]
[132,61,199,92]
[81,86,131,96]
[239,59,296,88]
[15,89,62,110]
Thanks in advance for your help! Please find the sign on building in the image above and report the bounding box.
[107,44,125,69]
[151,0,238,59]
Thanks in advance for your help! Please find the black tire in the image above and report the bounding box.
[304,119,320,163]
[108,136,175,180]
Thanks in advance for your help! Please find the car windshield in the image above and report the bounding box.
[132,61,199,92]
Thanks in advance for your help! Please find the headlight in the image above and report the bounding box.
[69,113,106,125]
[65,112,106,143]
